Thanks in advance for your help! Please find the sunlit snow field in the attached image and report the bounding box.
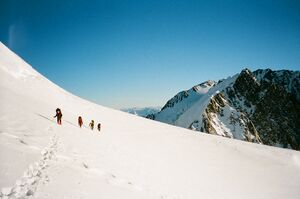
[1,42,300,199]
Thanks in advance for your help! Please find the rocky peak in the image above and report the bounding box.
[193,80,216,92]
[161,80,216,111]
[253,69,300,100]
[160,90,190,111]
[149,68,300,150]
[231,68,300,149]
[233,68,260,104]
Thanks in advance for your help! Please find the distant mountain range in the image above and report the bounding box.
[121,107,161,117]
[147,68,300,150]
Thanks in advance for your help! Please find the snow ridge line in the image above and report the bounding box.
[0,135,59,199]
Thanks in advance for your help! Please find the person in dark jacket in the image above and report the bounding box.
[97,123,101,132]
[89,120,94,130]
[54,108,63,125]
[78,116,83,128]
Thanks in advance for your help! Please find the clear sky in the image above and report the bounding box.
[1,0,300,109]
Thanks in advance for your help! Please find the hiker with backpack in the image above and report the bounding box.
[78,116,83,128]
[89,120,94,130]
[54,108,63,125]
[97,123,101,132]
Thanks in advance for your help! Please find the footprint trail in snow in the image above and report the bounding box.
[0,134,59,199]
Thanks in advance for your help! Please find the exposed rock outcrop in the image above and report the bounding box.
[149,68,300,150]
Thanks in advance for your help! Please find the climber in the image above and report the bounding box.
[97,123,101,132]
[78,116,83,128]
[89,120,94,130]
[54,108,63,125]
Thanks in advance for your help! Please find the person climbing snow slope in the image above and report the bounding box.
[89,120,94,130]
[54,108,63,125]
[78,116,83,128]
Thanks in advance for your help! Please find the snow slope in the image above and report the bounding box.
[175,76,238,127]
[154,80,216,124]
[0,42,300,199]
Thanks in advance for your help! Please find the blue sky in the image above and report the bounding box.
[1,0,300,108]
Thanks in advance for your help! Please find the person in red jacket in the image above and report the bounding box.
[54,108,63,125]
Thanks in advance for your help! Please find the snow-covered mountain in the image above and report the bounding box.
[1,42,300,199]
[150,68,300,150]
[147,81,216,122]
[121,107,161,117]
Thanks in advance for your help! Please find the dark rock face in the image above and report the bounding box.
[202,93,226,135]
[253,69,300,100]
[231,69,300,150]
[161,91,189,111]
[146,114,155,120]
[233,69,260,104]
[201,92,262,143]
[252,84,300,149]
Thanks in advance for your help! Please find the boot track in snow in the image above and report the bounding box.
[0,133,59,199]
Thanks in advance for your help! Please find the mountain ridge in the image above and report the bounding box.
[149,68,300,150]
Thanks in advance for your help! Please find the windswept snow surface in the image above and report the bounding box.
[0,42,300,199]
